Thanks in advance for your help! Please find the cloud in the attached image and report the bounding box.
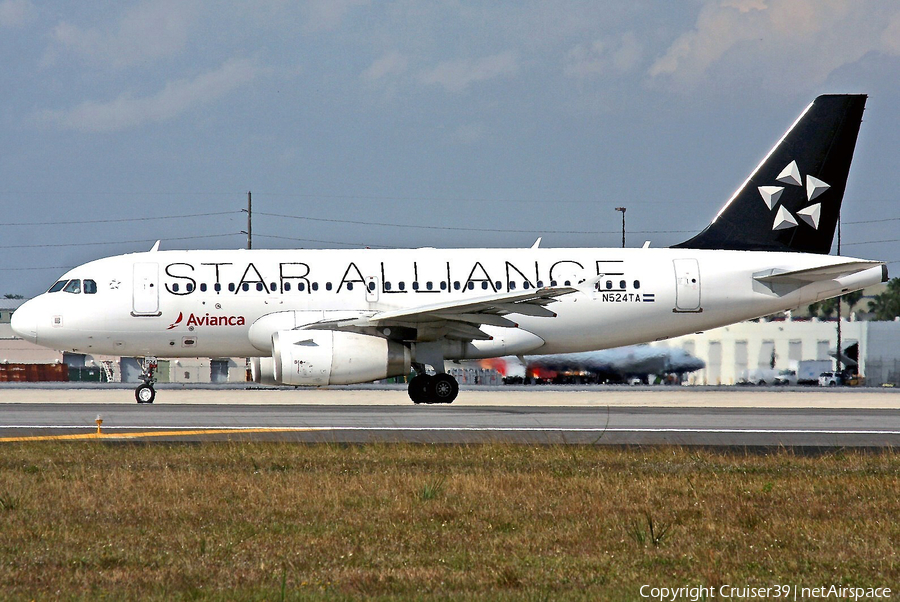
[34,58,260,133]
[302,0,370,32]
[564,33,642,79]
[361,50,409,82]
[419,51,519,93]
[0,0,34,27]
[649,0,900,91]
[449,123,486,145]
[47,0,195,68]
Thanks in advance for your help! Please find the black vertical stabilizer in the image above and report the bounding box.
[674,94,866,254]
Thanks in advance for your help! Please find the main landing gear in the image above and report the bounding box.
[407,369,459,404]
[135,357,158,404]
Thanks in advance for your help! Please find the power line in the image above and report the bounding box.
[843,216,900,225]
[253,234,392,248]
[0,266,74,271]
[0,233,240,249]
[255,211,694,236]
[0,211,240,227]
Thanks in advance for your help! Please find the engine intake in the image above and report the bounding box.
[271,330,410,386]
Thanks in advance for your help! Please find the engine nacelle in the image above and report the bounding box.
[272,330,411,386]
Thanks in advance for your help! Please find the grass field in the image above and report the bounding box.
[1,443,898,600]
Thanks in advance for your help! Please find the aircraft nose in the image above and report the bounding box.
[11,300,39,344]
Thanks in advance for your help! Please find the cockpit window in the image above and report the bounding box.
[48,280,67,293]
[63,279,82,294]
[84,279,97,294]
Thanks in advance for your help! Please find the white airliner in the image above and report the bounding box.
[11,95,887,404]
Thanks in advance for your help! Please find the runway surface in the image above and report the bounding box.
[1,384,899,447]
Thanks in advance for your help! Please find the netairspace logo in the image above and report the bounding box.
[640,584,892,601]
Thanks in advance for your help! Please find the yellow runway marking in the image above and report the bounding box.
[0,428,307,442]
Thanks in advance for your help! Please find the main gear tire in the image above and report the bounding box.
[408,374,430,404]
[428,373,459,404]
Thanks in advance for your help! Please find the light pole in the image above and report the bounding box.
[614,207,626,248]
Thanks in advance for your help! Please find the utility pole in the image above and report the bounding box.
[836,211,842,375]
[614,207,626,248]
[241,191,252,250]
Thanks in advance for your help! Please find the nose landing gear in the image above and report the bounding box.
[135,357,158,404]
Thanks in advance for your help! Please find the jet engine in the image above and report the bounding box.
[250,356,278,386]
[263,330,410,386]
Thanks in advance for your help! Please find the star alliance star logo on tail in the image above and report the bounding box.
[758,160,829,232]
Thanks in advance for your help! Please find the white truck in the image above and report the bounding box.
[797,360,833,385]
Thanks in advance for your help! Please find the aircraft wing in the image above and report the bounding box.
[753,260,884,285]
[303,286,577,341]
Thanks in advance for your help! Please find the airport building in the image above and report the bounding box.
[652,318,900,386]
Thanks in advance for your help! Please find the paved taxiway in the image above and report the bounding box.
[1,384,899,447]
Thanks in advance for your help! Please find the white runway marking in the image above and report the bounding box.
[7,425,900,435]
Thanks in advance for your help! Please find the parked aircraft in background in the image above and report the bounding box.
[12,95,886,404]
[478,345,705,384]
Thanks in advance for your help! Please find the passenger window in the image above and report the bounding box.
[214,283,221,292]
[187,283,194,293]
[551,280,557,286]
[326,282,333,291]
[634,280,641,289]
[412,282,419,290]
[385,282,392,291]
[172,283,180,293]
[284,282,291,292]
[523,282,530,290]
[509,282,516,290]
[399,282,406,291]
[64,279,81,294]
[368,282,376,291]
[467,282,474,290]
[312,282,319,291]
[49,280,67,293]
[256,283,264,292]
[537,281,543,288]
[228,283,235,292]
[242,283,250,292]
[426,282,433,290]
[200,283,207,292]
[619,280,626,289]
[298,282,305,292]
[481,282,488,290]
[440,282,447,290]
[495,281,502,290]
[84,280,97,294]
[347,282,354,291]
[270,282,277,292]
[453,281,460,291]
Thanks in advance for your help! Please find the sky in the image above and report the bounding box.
[2,0,900,298]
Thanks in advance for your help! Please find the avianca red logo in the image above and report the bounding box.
[167,312,246,329]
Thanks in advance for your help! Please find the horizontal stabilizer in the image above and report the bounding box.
[753,260,884,285]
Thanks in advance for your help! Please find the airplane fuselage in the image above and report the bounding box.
[13,246,884,361]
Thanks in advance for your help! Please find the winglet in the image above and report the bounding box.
[149,240,161,252]
[531,237,542,249]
